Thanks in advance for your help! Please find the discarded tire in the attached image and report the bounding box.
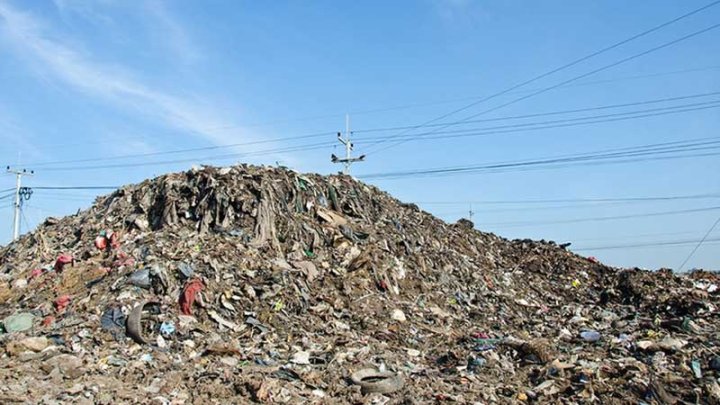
[350,368,404,394]
[125,301,158,345]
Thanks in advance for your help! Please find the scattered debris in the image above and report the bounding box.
[0,164,717,402]
[391,309,406,322]
[100,307,126,340]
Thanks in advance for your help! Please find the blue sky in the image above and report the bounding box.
[0,0,718,270]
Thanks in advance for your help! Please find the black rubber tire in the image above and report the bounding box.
[125,301,157,345]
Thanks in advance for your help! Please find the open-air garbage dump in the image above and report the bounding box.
[0,164,717,404]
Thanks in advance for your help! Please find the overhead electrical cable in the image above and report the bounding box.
[414,192,720,205]
[353,101,720,143]
[19,131,336,168]
[365,17,720,155]
[21,100,720,173]
[360,149,720,180]
[11,92,720,170]
[481,206,720,228]
[33,186,119,190]
[677,215,720,270]
[346,66,720,116]
[573,237,720,251]
[360,137,720,180]
[352,91,720,134]
[37,142,336,172]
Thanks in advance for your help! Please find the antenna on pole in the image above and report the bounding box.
[6,166,34,241]
[331,114,365,175]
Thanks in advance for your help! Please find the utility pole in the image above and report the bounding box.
[469,204,474,222]
[6,166,33,241]
[331,114,365,174]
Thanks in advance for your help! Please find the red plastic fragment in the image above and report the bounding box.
[179,279,204,315]
[112,250,135,268]
[54,254,74,273]
[54,295,72,312]
[109,232,119,249]
[42,316,55,327]
[94,236,107,250]
[95,231,120,251]
[29,268,44,280]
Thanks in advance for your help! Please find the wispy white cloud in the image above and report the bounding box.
[0,1,253,147]
[430,0,487,26]
[52,0,116,26]
[53,0,200,64]
[144,0,200,63]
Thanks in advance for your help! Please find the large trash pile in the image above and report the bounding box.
[0,164,718,404]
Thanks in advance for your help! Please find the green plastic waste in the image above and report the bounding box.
[691,359,702,379]
[2,312,35,333]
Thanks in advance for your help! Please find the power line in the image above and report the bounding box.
[32,99,720,174]
[677,215,720,271]
[354,100,720,143]
[363,0,720,153]
[31,190,103,198]
[567,229,710,243]
[20,208,31,235]
[380,149,720,180]
[476,150,720,178]
[60,135,719,175]
[415,192,720,205]
[353,91,720,134]
[206,67,720,123]
[19,131,336,168]
[23,203,67,217]
[483,206,720,228]
[4,66,718,169]
[347,66,720,117]
[505,65,720,94]
[8,63,720,158]
[11,91,720,172]
[35,142,336,172]
[366,19,720,155]
[370,103,720,145]
[573,237,720,251]
[30,194,97,202]
[431,204,633,216]
[455,25,720,125]
[362,148,720,180]
[428,200,720,215]
[360,137,720,180]
[33,186,119,190]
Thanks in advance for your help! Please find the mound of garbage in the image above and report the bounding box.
[0,164,718,404]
